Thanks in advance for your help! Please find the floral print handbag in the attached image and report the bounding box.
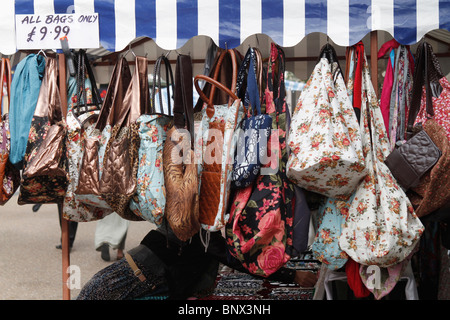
[286,44,367,200]
[226,44,294,277]
[18,57,69,204]
[128,55,173,224]
[338,47,424,268]
[63,51,106,221]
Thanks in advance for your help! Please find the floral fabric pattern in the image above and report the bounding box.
[0,114,20,204]
[311,194,355,270]
[18,116,68,204]
[286,58,366,200]
[226,43,294,278]
[195,100,245,232]
[338,49,424,268]
[129,114,171,225]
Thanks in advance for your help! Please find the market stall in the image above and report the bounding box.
[1,0,450,301]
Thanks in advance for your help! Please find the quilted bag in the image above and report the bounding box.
[18,57,68,204]
[194,49,245,232]
[286,44,366,200]
[232,48,272,188]
[128,55,173,224]
[338,47,424,268]
[225,44,294,277]
[100,56,149,221]
[163,54,200,241]
[75,57,132,213]
[63,50,105,221]
[0,58,20,205]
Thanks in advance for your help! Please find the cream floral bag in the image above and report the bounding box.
[286,44,367,200]
[338,50,424,268]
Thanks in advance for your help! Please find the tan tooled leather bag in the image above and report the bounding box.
[194,49,244,231]
[163,54,200,241]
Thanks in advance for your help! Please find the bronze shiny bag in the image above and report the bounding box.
[163,54,200,241]
[19,57,68,204]
[75,57,131,214]
[100,56,148,221]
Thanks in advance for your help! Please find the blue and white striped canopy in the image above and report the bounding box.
[1,0,449,55]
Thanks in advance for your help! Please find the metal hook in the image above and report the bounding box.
[124,44,136,59]
[37,49,47,58]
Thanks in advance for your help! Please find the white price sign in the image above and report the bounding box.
[15,13,100,50]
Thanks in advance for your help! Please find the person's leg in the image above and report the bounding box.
[95,213,130,261]
[56,202,77,249]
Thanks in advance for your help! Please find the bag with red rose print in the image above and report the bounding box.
[338,48,424,268]
[286,44,367,200]
[225,44,294,278]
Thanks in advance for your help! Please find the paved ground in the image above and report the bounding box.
[0,193,152,300]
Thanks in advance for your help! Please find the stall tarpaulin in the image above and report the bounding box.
[0,0,448,55]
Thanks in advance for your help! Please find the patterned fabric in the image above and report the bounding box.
[63,76,106,221]
[388,46,414,150]
[195,99,245,232]
[338,48,424,268]
[286,54,366,200]
[415,75,450,142]
[311,195,355,270]
[129,114,171,225]
[226,44,294,278]
[1,114,20,204]
[232,56,272,188]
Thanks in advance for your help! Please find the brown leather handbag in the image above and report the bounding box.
[194,49,246,232]
[400,41,450,217]
[19,57,69,204]
[0,57,20,205]
[163,54,200,241]
[100,56,148,221]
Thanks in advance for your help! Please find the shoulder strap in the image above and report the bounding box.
[173,54,194,145]
[151,55,174,116]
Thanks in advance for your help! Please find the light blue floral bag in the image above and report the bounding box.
[129,55,173,225]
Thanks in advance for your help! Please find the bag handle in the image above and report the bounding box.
[246,56,262,116]
[173,54,194,145]
[94,57,132,131]
[407,41,443,138]
[236,47,263,104]
[151,54,174,116]
[74,50,103,117]
[0,58,11,119]
[194,74,240,113]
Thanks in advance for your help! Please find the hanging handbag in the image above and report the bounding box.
[100,55,148,221]
[225,43,295,277]
[75,56,132,214]
[338,46,424,268]
[232,47,272,188]
[194,49,246,232]
[402,41,450,218]
[286,44,367,200]
[63,50,105,221]
[0,58,20,205]
[163,54,200,241]
[128,55,174,224]
[18,57,69,204]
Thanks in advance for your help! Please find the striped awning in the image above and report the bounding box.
[1,0,449,55]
